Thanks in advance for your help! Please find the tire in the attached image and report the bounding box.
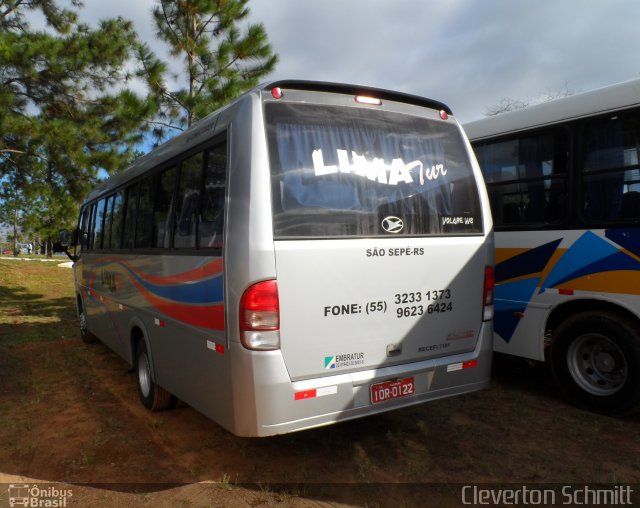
[78,300,97,344]
[135,340,174,412]
[550,311,640,416]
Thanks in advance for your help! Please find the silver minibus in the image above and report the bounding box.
[64,81,494,436]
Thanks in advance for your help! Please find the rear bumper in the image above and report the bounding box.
[229,321,493,437]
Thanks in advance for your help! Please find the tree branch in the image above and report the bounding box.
[160,2,183,49]
[146,119,184,132]
[195,13,218,40]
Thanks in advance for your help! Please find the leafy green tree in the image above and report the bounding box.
[0,0,163,253]
[147,0,277,135]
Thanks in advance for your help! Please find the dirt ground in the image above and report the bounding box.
[1,338,639,507]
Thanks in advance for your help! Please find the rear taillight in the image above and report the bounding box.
[483,266,494,321]
[239,280,280,350]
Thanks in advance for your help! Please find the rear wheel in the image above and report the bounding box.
[135,340,174,411]
[550,311,640,416]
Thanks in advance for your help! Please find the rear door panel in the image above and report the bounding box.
[275,237,485,380]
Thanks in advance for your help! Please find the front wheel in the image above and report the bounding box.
[78,300,97,344]
[550,311,640,416]
[135,340,174,412]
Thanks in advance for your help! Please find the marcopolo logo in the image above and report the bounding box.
[324,352,365,370]
[7,484,73,507]
[381,216,404,234]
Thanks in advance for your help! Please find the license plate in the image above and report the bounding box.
[370,377,415,404]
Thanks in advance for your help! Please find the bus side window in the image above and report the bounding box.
[154,166,177,249]
[110,191,125,249]
[123,183,139,250]
[79,207,91,251]
[582,111,640,222]
[87,203,96,249]
[582,117,625,221]
[174,152,203,249]
[200,141,227,249]
[136,175,156,249]
[92,198,107,249]
[475,129,567,227]
[102,195,115,249]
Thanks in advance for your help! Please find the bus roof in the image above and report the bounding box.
[266,80,453,114]
[84,80,454,204]
[464,78,640,142]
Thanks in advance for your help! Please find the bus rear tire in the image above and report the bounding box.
[550,311,640,416]
[135,340,174,412]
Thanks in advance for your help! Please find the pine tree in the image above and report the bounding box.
[0,0,163,252]
[148,0,277,135]
[0,166,26,254]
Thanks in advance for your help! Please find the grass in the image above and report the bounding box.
[0,258,76,347]
[217,472,233,490]
[353,441,374,480]
[1,259,639,506]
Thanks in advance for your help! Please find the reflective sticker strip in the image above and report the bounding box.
[294,386,337,401]
[295,389,316,400]
[206,340,225,355]
[447,360,478,372]
[545,288,574,295]
[154,318,165,327]
[317,386,338,397]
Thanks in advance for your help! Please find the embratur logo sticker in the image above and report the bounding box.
[324,352,365,369]
[324,356,336,369]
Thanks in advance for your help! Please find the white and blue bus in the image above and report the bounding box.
[465,79,640,416]
[63,81,495,436]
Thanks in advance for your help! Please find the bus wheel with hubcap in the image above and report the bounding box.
[136,340,174,411]
[550,311,640,416]
[78,302,97,344]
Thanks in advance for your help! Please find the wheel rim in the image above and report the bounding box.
[79,311,87,335]
[138,350,152,398]
[567,333,627,396]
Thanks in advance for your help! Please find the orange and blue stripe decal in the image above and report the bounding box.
[88,257,225,331]
[495,229,640,342]
[542,230,640,293]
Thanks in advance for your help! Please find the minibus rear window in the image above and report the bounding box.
[266,103,482,238]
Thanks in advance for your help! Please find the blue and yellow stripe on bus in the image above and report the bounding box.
[495,229,640,342]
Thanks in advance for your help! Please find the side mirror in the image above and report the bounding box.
[59,229,79,262]
[59,229,79,247]
[59,229,70,247]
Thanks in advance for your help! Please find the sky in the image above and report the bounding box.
[72,0,640,124]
